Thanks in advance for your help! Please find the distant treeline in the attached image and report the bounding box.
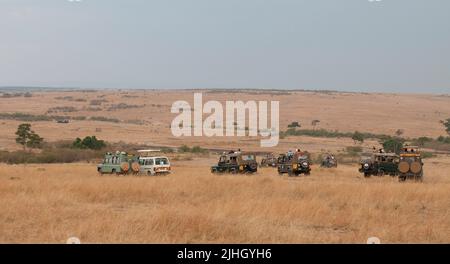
[281,128,392,141]
[0,112,119,123]
[281,128,450,152]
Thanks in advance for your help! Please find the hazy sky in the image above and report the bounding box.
[1,0,449,92]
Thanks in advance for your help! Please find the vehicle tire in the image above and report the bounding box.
[305,171,311,176]
[131,162,140,174]
[364,172,370,178]
[398,176,406,182]
[378,170,385,177]
[230,168,238,174]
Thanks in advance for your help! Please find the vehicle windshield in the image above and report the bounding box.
[242,155,255,161]
[298,155,308,161]
[155,157,169,165]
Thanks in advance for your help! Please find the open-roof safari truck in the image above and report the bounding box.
[398,146,424,182]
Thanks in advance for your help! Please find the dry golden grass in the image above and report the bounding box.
[1,90,450,152]
[0,156,448,244]
[0,90,449,243]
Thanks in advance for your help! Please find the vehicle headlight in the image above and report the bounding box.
[239,165,244,171]
[364,163,369,169]
[302,162,308,167]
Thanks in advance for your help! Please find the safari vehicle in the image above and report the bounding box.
[398,146,424,182]
[211,151,258,174]
[277,150,311,176]
[359,152,399,177]
[321,154,338,168]
[137,150,171,176]
[260,153,278,167]
[97,151,140,175]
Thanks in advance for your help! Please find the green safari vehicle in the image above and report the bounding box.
[97,151,140,175]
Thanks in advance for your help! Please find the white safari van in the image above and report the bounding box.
[137,150,171,176]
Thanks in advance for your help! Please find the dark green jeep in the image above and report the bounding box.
[359,152,399,177]
[211,151,258,174]
[277,151,311,176]
[398,146,424,182]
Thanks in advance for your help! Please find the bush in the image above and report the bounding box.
[178,145,207,153]
[107,103,143,111]
[90,99,108,106]
[414,137,433,147]
[0,112,53,122]
[421,152,435,159]
[437,136,450,144]
[73,136,106,150]
[47,106,78,113]
[178,145,191,153]
[0,148,103,164]
[443,118,450,135]
[352,131,364,144]
[287,122,301,128]
[89,116,120,123]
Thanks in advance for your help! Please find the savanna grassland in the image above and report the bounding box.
[0,89,449,243]
[0,157,449,243]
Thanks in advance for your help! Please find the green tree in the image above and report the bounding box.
[15,123,43,150]
[382,138,404,154]
[415,137,432,147]
[72,136,106,150]
[395,129,404,137]
[351,131,364,144]
[288,121,301,128]
[443,118,450,135]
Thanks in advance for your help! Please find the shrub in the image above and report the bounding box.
[352,131,364,144]
[72,136,106,150]
[287,122,301,128]
[89,116,120,123]
[442,118,450,135]
[178,145,191,153]
[437,136,450,144]
[421,152,435,159]
[414,137,433,147]
[107,103,143,111]
[0,148,103,164]
[90,99,108,106]
[47,106,78,113]
[178,145,207,153]
[0,112,53,121]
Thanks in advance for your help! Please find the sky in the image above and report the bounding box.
[0,0,449,93]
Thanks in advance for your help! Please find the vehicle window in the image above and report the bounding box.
[155,158,168,165]
[298,155,308,161]
[145,159,154,166]
[242,155,255,161]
